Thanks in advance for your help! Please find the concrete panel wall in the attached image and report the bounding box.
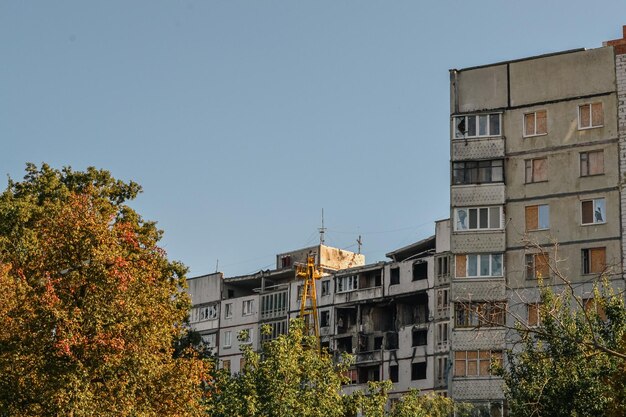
[187,272,222,305]
[451,232,505,253]
[451,279,506,301]
[436,219,451,253]
[452,65,508,113]
[451,378,505,401]
[451,137,505,161]
[509,48,616,106]
[451,329,506,349]
[451,184,505,207]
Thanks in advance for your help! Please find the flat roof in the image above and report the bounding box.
[450,47,586,73]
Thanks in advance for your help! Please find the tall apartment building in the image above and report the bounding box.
[187,220,452,396]
[448,26,626,414]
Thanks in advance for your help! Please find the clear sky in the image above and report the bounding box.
[2,1,626,277]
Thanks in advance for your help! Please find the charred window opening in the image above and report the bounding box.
[320,310,330,328]
[385,332,399,350]
[361,304,394,332]
[336,308,357,334]
[412,328,428,346]
[373,336,384,350]
[411,362,427,380]
[389,365,399,383]
[412,261,428,281]
[360,269,382,289]
[336,336,353,354]
[390,267,400,285]
[358,365,380,384]
[397,293,429,326]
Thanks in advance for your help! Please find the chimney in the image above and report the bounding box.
[604,25,626,55]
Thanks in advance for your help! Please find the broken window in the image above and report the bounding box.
[336,275,358,293]
[454,350,502,377]
[580,150,604,176]
[526,253,550,279]
[455,206,502,231]
[280,255,291,268]
[201,333,216,348]
[436,255,450,278]
[336,336,353,353]
[582,247,606,274]
[358,365,380,384]
[389,365,399,383]
[195,304,218,322]
[412,328,428,346]
[581,198,606,225]
[436,357,448,385]
[412,261,428,281]
[436,322,449,348]
[320,310,330,328]
[456,254,503,278]
[452,160,504,185]
[525,204,549,231]
[523,110,547,137]
[527,303,541,327]
[321,280,330,296]
[579,102,603,129]
[454,114,501,138]
[224,303,232,318]
[525,158,547,183]
[436,289,449,315]
[390,267,400,285]
[411,362,427,380]
[455,302,505,328]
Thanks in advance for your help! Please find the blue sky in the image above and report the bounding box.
[2,1,626,277]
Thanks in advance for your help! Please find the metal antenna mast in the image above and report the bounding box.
[318,208,326,245]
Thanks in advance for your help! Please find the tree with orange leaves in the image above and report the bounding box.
[0,164,209,417]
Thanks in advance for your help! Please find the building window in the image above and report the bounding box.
[581,198,605,225]
[261,319,288,342]
[583,298,607,321]
[580,150,604,176]
[452,160,504,185]
[526,253,550,279]
[225,303,233,319]
[242,300,254,316]
[280,255,292,268]
[454,350,502,377]
[436,255,450,278]
[321,280,330,296]
[336,275,358,293]
[454,114,501,138]
[195,304,218,322]
[436,289,449,315]
[320,310,330,328]
[527,303,541,327]
[411,362,427,380]
[436,322,449,348]
[240,328,253,344]
[412,261,427,281]
[223,331,232,348]
[525,204,549,231]
[390,267,400,285]
[261,291,287,320]
[436,357,448,384]
[523,110,547,137]
[222,359,231,370]
[582,247,606,274]
[578,102,603,129]
[455,302,506,328]
[201,333,216,348]
[389,365,399,383]
[525,158,547,183]
[455,254,503,278]
[455,207,502,231]
[412,328,428,347]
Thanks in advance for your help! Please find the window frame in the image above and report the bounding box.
[321,280,330,297]
[223,330,232,348]
[411,361,427,380]
[580,150,605,177]
[525,158,548,183]
[455,253,504,278]
[224,303,233,319]
[336,275,359,293]
[453,113,502,139]
[525,204,550,231]
[454,206,503,231]
[582,247,606,275]
[452,159,504,185]
[578,102,604,130]
[525,253,550,279]
[242,299,254,316]
[581,198,606,225]
[455,302,506,328]
[523,109,548,137]
[454,350,502,377]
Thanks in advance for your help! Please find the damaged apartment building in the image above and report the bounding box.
[447,26,626,415]
[187,219,452,397]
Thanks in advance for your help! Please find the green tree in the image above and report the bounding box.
[499,277,626,417]
[0,164,209,417]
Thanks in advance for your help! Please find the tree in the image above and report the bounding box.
[499,275,626,417]
[0,164,210,417]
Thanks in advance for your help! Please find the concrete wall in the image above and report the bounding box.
[187,272,222,305]
[451,65,508,114]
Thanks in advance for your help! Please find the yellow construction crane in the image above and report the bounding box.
[296,253,323,352]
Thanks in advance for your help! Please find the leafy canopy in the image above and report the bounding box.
[0,164,209,417]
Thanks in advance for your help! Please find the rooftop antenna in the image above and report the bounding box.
[357,235,362,254]
[318,208,326,245]
[215,259,219,273]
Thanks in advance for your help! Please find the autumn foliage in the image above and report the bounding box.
[0,164,209,416]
